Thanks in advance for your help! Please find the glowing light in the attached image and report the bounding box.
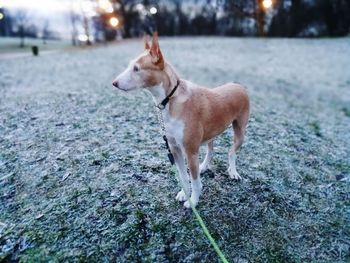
[109,17,119,27]
[136,3,144,11]
[78,34,88,42]
[0,13,3,20]
[149,7,157,14]
[98,0,113,13]
[262,0,273,9]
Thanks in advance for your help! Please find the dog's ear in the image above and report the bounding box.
[150,32,160,58]
[144,33,150,50]
[150,32,164,68]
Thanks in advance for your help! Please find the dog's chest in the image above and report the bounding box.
[163,113,184,146]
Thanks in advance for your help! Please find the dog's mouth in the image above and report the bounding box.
[117,86,138,93]
[116,86,128,92]
[112,85,129,93]
[112,81,138,93]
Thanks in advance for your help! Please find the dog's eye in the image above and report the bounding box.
[133,65,140,72]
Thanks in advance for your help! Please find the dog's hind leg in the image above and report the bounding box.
[170,145,190,202]
[200,140,214,173]
[228,113,248,180]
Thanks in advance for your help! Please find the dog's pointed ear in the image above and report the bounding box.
[150,32,164,68]
[150,32,162,64]
[144,33,150,50]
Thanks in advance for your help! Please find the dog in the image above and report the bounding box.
[112,33,250,208]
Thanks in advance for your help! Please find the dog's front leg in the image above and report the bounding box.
[170,144,190,202]
[184,151,202,208]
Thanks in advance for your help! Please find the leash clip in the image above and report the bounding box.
[156,103,165,110]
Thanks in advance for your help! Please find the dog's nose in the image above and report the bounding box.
[112,80,119,88]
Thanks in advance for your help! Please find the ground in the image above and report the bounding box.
[0,37,349,262]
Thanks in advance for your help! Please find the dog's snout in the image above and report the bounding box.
[112,80,119,88]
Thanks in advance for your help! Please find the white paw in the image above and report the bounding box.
[199,163,210,174]
[184,197,198,209]
[228,168,242,180]
[175,190,187,202]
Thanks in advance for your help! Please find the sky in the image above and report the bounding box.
[0,0,92,39]
[0,0,72,13]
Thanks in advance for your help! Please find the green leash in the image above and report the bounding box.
[170,166,229,263]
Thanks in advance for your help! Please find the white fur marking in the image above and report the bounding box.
[200,151,213,173]
[176,190,187,202]
[171,146,190,202]
[147,84,185,146]
[228,153,241,180]
[147,83,166,105]
[184,177,202,208]
[115,64,143,91]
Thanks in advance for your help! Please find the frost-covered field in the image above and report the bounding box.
[0,37,349,262]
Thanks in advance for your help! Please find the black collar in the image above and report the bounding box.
[156,79,180,110]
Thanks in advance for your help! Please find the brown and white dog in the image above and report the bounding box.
[112,33,250,208]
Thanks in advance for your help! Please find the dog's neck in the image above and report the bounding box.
[147,63,179,107]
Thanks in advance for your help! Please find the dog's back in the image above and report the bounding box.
[169,81,249,144]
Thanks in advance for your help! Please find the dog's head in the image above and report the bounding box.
[112,32,165,92]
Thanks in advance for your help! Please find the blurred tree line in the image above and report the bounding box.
[119,0,350,37]
[1,0,349,46]
[0,6,55,47]
[269,0,350,37]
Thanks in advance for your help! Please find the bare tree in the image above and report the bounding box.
[14,9,29,48]
[69,0,78,46]
[82,12,91,45]
[42,19,50,44]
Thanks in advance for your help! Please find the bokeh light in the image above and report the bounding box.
[98,0,113,13]
[78,34,88,42]
[150,7,157,15]
[109,17,119,27]
[262,0,273,9]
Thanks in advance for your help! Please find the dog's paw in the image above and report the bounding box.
[184,197,198,209]
[176,190,187,202]
[199,163,211,174]
[228,168,242,180]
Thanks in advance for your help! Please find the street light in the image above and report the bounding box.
[0,13,4,20]
[98,0,113,13]
[149,7,157,15]
[78,34,89,42]
[262,0,273,9]
[109,17,119,27]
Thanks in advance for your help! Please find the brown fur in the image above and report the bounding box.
[171,83,249,179]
